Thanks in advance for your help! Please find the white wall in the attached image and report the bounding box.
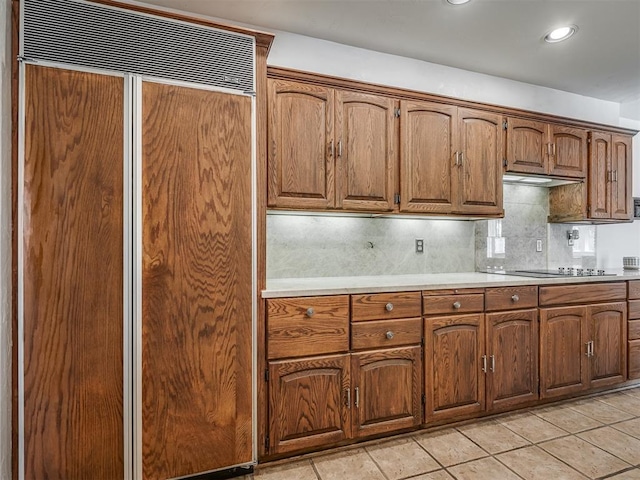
[0,0,12,477]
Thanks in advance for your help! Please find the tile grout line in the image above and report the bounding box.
[362,446,391,480]
[574,427,640,470]
[491,444,587,480]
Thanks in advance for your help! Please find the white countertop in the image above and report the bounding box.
[263,270,640,298]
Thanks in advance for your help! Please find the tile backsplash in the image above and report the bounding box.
[267,184,597,279]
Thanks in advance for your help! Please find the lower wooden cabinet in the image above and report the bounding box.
[267,346,422,455]
[352,347,422,438]
[540,302,627,398]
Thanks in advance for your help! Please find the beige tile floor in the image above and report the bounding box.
[247,386,640,480]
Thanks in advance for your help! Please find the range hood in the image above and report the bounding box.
[503,173,583,187]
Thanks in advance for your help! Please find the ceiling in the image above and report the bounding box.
[131,0,640,105]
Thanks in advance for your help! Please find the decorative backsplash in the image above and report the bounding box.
[266,184,597,279]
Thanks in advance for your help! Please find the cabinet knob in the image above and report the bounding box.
[511,294,520,302]
[306,307,315,318]
[386,331,395,340]
[452,301,461,309]
[385,302,394,312]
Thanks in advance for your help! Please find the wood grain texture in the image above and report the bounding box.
[505,117,548,175]
[455,108,504,215]
[539,282,627,307]
[587,302,627,388]
[23,65,124,479]
[351,291,421,321]
[588,131,612,219]
[629,340,640,380]
[486,309,538,410]
[539,306,588,399]
[484,286,538,312]
[141,82,252,479]
[549,124,588,178]
[423,294,484,315]
[267,296,349,359]
[424,314,485,422]
[630,301,640,321]
[611,134,633,220]
[629,320,640,340]
[351,318,422,350]
[335,90,396,211]
[629,281,640,300]
[548,182,588,223]
[423,288,485,295]
[268,354,351,455]
[351,346,422,437]
[399,100,457,213]
[267,79,335,209]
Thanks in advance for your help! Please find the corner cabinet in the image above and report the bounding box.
[268,79,397,212]
[400,101,503,216]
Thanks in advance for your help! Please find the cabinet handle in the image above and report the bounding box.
[490,354,496,372]
[589,340,595,357]
[482,354,487,373]
[386,331,395,340]
[607,170,612,182]
[385,302,394,312]
[552,143,556,156]
[328,140,334,157]
[511,294,519,302]
[547,143,553,156]
[455,151,460,166]
[452,301,461,309]
[459,151,464,165]
[306,307,315,318]
[613,170,618,182]
[354,387,360,408]
[585,342,591,357]
[346,388,351,408]
[337,140,343,158]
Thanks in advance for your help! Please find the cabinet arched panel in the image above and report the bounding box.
[588,302,627,388]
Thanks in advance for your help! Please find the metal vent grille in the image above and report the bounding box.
[22,0,254,92]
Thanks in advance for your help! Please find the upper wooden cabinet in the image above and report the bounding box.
[268,79,396,212]
[506,118,587,179]
[400,101,503,216]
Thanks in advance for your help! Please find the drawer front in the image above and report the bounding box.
[539,282,626,306]
[629,340,640,380]
[485,286,538,311]
[630,300,640,320]
[423,294,484,315]
[629,320,640,341]
[351,318,422,350]
[267,296,349,359]
[630,280,640,300]
[351,292,422,321]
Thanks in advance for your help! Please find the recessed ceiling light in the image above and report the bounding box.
[544,25,578,43]
[446,0,471,5]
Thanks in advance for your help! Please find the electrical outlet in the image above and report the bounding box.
[415,239,424,253]
[536,239,543,252]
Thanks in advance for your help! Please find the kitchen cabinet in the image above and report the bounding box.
[505,118,587,179]
[539,283,627,398]
[400,101,503,216]
[268,80,396,212]
[628,280,640,380]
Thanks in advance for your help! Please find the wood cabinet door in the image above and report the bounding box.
[268,354,351,455]
[351,347,422,438]
[455,108,503,215]
[610,134,633,220]
[540,306,589,398]
[549,124,587,178]
[141,83,253,478]
[399,100,457,213]
[335,90,396,211]
[23,65,125,480]
[486,310,539,411]
[505,117,548,175]
[424,314,485,422]
[587,302,627,389]
[588,131,612,219]
[268,79,335,209]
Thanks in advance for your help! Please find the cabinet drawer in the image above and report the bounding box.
[629,320,640,341]
[351,318,422,350]
[485,286,538,311]
[630,300,640,320]
[629,340,640,380]
[539,282,626,306]
[267,296,349,359]
[351,292,422,321]
[423,294,484,315]
[630,280,640,300]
